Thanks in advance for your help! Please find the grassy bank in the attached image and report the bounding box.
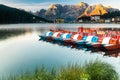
[2,60,119,80]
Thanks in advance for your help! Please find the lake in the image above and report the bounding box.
[0,23,120,76]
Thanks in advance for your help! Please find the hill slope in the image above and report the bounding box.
[0,4,52,24]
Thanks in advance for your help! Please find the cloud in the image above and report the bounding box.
[1,2,51,12]
[0,0,70,12]
[0,0,53,12]
[0,0,120,12]
[0,0,68,12]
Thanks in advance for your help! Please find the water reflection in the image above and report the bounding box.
[39,26,120,57]
[39,36,120,58]
[1,24,120,41]
[0,29,27,41]
[0,24,120,77]
[0,27,50,41]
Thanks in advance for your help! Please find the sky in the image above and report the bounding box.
[0,0,120,12]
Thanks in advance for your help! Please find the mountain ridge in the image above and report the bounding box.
[36,2,119,22]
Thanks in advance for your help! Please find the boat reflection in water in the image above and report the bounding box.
[39,27,120,58]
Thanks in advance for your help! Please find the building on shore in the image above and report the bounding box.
[91,15,101,22]
[112,16,120,23]
[77,14,120,23]
[105,19,111,23]
[77,16,91,23]
[55,18,65,23]
[77,15,101,23]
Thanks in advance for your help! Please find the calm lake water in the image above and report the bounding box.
[0,23,120,76]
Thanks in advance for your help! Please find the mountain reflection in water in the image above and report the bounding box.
[0,29,26,40]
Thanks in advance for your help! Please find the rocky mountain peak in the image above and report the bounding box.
[95,4,103,7]
[49,4,62,9]
[79,4,108,17]
[36,2,119,22]
[106,6,112,9]
[77,2,88,7]
[49,4,57,9]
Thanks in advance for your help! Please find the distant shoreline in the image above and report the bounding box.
[0,22,120,25]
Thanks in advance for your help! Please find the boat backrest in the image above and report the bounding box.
[66,34,72,39]
[77,35,83,40]
[82,36,87,41]
[86,36,94,42]
[73,34,79,40]
[109,38,119,45]
[60,34,64,38]
[91,36,99,43]
[45,31,53,36]
[102,37,111,44]
[63,33,68,39]
[60,33,72,39]
[117,36,120,44]
[98,36,103,43]
[52,32,60,37]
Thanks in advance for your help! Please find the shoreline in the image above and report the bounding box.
[0,22,120,25]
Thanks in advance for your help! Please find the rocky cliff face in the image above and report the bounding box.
[36,2,119,22]
[78,4,119,18]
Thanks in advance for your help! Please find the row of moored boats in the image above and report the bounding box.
[39,27,120,57]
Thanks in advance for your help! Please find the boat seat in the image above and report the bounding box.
[86,36,94,42]
[91,36,99,43]
[45,31,53,36]
[109,38,119,45]
[60,33,72,39]
[72,34,83,41]
[102,37,111,44]
[52,32,60,37]
[82,36,87,41]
